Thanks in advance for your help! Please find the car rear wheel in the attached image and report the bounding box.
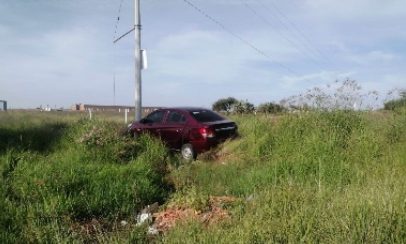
[181,143,196,162]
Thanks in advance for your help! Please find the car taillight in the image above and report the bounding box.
[199,127,215,138]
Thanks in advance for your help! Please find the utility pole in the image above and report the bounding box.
[134,0,142,121]
[113,0,143,121]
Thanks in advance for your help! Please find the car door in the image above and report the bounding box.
[160,110,187,149]
[142,110,167,137]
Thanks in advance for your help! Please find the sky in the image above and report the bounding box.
[1,0,405,109]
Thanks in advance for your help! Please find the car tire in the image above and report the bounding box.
[133,132,139,139]
[181,143,196,162]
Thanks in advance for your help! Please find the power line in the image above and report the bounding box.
[242,1,327,71]
[113,0,125,41]
[112,0,125,107]
[255,0,333,66]
[181,0,302,77]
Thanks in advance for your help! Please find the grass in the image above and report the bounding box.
[1,109,406,243]
[0,111,171,242]
[164,109,406,243]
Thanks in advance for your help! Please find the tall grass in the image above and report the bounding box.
[0,112,171,242]
[1,109,406,243]
[165,109,406,243]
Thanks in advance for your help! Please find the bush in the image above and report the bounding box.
[257,102,285,114]
[234,100,255,114]
[63,120,146,163]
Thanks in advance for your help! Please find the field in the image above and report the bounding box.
[1,109,406,243]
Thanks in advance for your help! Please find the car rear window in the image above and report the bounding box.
[190,110,224,122]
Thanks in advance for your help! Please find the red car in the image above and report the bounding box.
[128,108,238,160]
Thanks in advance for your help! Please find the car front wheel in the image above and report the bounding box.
[181,143,196,162]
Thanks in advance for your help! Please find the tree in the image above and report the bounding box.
[234,100,255,114]
[212,97,238,112]
[257,102,285,114]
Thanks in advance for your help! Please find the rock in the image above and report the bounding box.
[120,220,128,227]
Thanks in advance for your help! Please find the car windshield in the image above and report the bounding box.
[190,110,224,122]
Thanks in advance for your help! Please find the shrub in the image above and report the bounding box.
[234,100,255,114]
[63,120,146,163]
[257,102,285,114]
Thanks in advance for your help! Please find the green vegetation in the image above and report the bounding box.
[257,102,285,114]
[212,97,238,113]
[0,112,171,242]
[384,90,406,111]
[1,108,406,243]
[212,97,256,114]
[164,109,406,243]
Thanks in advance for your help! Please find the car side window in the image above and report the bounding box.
[167,111,186,124]
[146,110,165,123]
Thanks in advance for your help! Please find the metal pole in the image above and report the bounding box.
[134,0,142,121]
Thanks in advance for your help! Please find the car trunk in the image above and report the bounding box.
[203,120,237,140]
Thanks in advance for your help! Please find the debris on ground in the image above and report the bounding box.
[136,202,159,226]
[153,208,198,232]
[151,196,237,233]
[136,213,152,226]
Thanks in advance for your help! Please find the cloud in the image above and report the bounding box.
[1,0,406,109]
[303,0,406,19]
[0,24,117,108]
[145,30,295,85]
[347,50,399,65]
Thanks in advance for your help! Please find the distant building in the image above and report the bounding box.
[71,103,161,115]
[0,100,7,111]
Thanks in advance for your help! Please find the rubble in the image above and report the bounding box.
[151,196,237,233]
[136,202,159,226]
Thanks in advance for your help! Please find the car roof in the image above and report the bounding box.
[161,107,211,112]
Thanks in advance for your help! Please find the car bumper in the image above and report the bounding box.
[190,137,226,154]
